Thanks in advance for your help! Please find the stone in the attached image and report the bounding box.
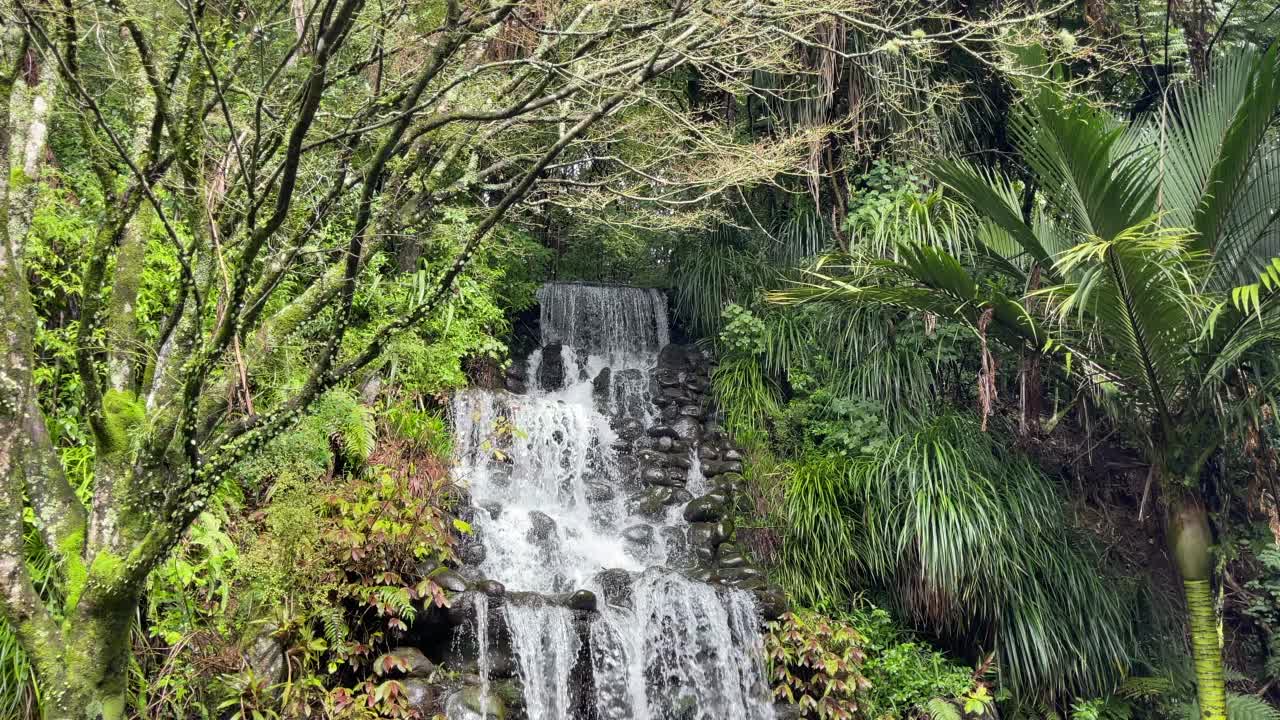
[567,589,598,612]
[615,418,644,442]
[504,378,527,394]
[458,540,487,566]
[537,343,565,391]
[683,496,726,523]
[721,461,744,474]
[656,368,682,387]
[716,543,749,568]
[658,343,690,370]
[687,567,717,584]
[637,486,674,516]
[476,579,506,597]
[667,488,693,506]
[678,404,702,418]
[722,448,743,461]
[660,527,689,565]
[656,435,673,451]
[434,568,469,593]
[382,646,435,678]
[660,405,679,422]
[246,626,285,686]
[647,424,680,439]
[755,585,789,621]
[623,524,655,546]
[672,417,701,442]
[668,455,692,470]
[593,568,634,607]
[718,564,764,584]
[637,449,666,466]
[661,386,687,402]
[689,523,718,565]
[585,482,615,503]
[447,591,481,625]
[697,445,719,461]
[592,367,612,403]
[663,468,688,486]
[714,517,736,544]
[450,686,507,720]
[403,677,435,712]
[670,440,689,454]
[641,467,669,486]
[527,511,557,544]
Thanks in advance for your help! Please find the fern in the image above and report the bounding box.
[313,606,351,656]
[1226,694,1280,720]
[370,586,417,624]
[925,698,963,720]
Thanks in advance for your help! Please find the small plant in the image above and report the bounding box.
[720,303,770,357]
[765,609,871,719]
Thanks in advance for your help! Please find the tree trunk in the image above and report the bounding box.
[1169,498,1226,720]
[38,605,132,720]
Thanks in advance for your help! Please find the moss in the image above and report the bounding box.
[102,389,145,454]
[59,528,89,613]
[65,551,126,612]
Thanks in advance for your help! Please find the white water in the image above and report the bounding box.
[451,283,774,720]
[474,594,492,718]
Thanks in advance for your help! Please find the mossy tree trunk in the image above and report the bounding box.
[35,601,134,720]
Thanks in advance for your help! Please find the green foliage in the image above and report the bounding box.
[777,414,1136,698]
[765,605,983,720]
[720,303,770,356]
[765,610,870,719]
[851,605,976,717]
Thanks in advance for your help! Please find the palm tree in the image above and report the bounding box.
[772,45,1280,719]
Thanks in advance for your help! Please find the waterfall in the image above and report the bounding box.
[451,282,775,720]
[590,571,775,720]
[474,594,492,719]
[505,599,582,718]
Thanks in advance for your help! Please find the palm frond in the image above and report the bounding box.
[1013,86,1157,242]
[1043,220,1206,432]
[1159,45,1280,266]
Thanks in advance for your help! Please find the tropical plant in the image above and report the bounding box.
[772,45,1280,719]
[779,414,1136,698]
[765,609,871,719]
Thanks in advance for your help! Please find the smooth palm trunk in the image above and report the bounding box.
[1170,500,1226,720]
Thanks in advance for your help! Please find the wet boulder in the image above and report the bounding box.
[379,647,436,678]
[537,343,566,391]
[592,367,612,404]
[447,686,507,720]
[567,589,598,612]
[716,543,749,569]
[585,481,616,503]
[433,568,470,593]
[755,585,789,621]
[683,495,726,523]
[614,418,645,442]
[593,568,634,607]
[403,678,435,713]
[623,524,655,547]
[475,579,506,597]
[636,486,674,517]
[527,511,558,545]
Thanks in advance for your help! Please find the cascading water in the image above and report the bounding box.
[451,282,775,720]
